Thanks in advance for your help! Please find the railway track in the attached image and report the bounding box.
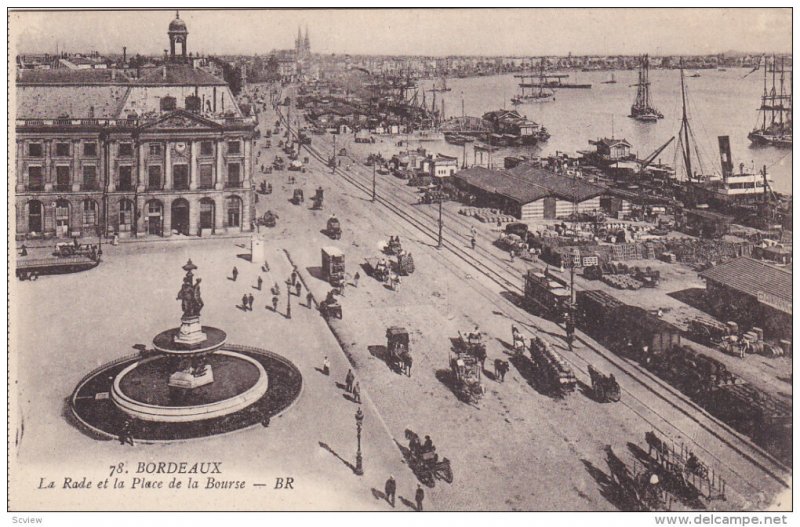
[273,107,790,494]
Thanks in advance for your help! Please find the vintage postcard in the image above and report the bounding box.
[7,7,793,515]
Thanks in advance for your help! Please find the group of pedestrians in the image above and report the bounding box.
[342,368,361,403]
[233,264,306,317]
[383,476,425,511]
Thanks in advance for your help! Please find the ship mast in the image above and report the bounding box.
[770,55,777,128]
[679,64,693,181]
[761,56,768,130]
[779,56,785,128]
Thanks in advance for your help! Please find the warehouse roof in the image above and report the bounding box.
[509,163,607,201]
[454,167,550,204]
[16,68,130,85]
[699,257,792,314]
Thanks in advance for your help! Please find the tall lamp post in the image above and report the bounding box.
[437,196,443,249]
[331,134,337,175]
[354,407,364,475]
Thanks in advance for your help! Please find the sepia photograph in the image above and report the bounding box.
[6,6,793,518]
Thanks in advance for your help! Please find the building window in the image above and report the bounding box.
[226,163,241,187]
[56,166,71,191]
[118,199,133,232]
[149,143,162,156]
[82,199,98,227]
[161,96,177,112]
[119,142,133,157]
[199,164,214,189]
[27,166,44,191]
[55,142,70,157]
[200,141,214,156]
[185,95,201,113]
[83,142,97,157]
[227,140,241,155]
[148,166,162,189]
[199,198,215,230]
[226,196,242,227]
[28,142,43,157]
[82,165,98,190]
[118,166,133,191]
[173,164,189,190]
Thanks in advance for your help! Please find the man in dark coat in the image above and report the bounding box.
[242,294,249,310]
[345,369,355,393]
[415,484,424,511]
[384,475,396,507]
[232,266,239,281]
[248,293,255,311]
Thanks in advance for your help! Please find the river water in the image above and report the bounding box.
[415,69,792,194]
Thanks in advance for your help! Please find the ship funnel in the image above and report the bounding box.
[717,136,733,183]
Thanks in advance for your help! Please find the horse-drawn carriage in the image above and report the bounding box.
[404,430,453,487]
[396,252,415,276]
[326,216,342,240]
[312,187,324,210]
[529,335,577,396]
[256,210,278,228]
[365,257,391,283]
[588,365,621,402]
[384,236,403,255]
[319,290,342,319]
[273,156,285,171]
[386,326,412,375]
[292,189,304,205]
[450,330,486,403]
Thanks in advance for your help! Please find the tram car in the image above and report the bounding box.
[523,270,571,319]
[321,247,346,289]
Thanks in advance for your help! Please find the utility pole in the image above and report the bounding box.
[332,133,336,174]
[437,196,443,249]
[372,163,376,202]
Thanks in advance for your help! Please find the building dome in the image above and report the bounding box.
[169,12,187,33]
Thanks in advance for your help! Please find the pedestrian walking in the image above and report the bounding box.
[257,276,263,291]
[272,295,279,312]
[510,249,515,262]
[262,261,270,273]
[322,356,330,376]
[471,237,476,250]
[306,291,314,309]
[295,281,302,297]
[415,484,425,511]
[345,369,354,392]
[353,272,360,288]
[232,266,239,281]
[242,294,249,310]
[384,476,396,507]
[353,382,361,403]
[248,293,255,311]
[291,270,298,286]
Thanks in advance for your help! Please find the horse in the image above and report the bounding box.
[645,431,669,462]
[401,353,413,377]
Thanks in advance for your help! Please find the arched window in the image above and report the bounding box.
[226,196,242,228]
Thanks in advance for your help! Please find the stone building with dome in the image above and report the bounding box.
[14,11,256,241]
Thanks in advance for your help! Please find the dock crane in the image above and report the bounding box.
[638,136,675,173]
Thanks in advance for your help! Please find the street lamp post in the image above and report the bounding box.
[354,407,364,476]
[332,134,337,175]
[286,280,292,319]
[372,163,376,202]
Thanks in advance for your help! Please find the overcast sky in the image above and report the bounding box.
[10,8,792,57]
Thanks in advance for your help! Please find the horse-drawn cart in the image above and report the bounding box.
[326,216,342,240]
[588,365,621,402]
[529,335,577,395]
[404,430,453,487]
[386,326,412,375]
[365,257,391,282]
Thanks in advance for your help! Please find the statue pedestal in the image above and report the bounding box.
[174,316,207,345]
[168,365,215,389]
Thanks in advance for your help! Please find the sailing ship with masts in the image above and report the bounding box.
[748,55,792,148]
[629,54,663,122]
[430,76,452,93]
[512,59,555,104]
